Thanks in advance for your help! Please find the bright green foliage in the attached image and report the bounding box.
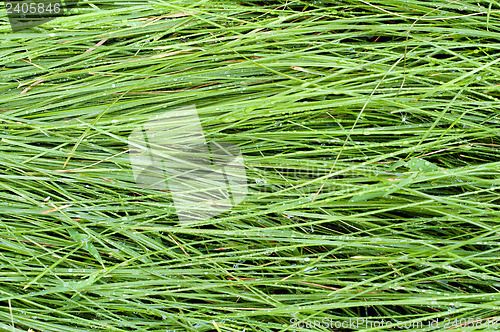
[0,1,500,331]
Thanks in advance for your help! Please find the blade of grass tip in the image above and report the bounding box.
[229,47,313,87]
[487,1,493,31]
[8,299,13,332]
[397,0,460,95]
[408,79,471,159]
[23,243,82,290]
[418,56,500,101]
[212,320,223,332]
[62,90,130,169]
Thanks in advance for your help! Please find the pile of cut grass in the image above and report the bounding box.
[1,1,500,331]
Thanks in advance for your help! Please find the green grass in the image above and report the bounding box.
[1,0,500,331]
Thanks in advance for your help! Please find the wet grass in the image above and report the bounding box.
[0,0,500,331]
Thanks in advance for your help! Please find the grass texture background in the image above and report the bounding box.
[0,0,500,331]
